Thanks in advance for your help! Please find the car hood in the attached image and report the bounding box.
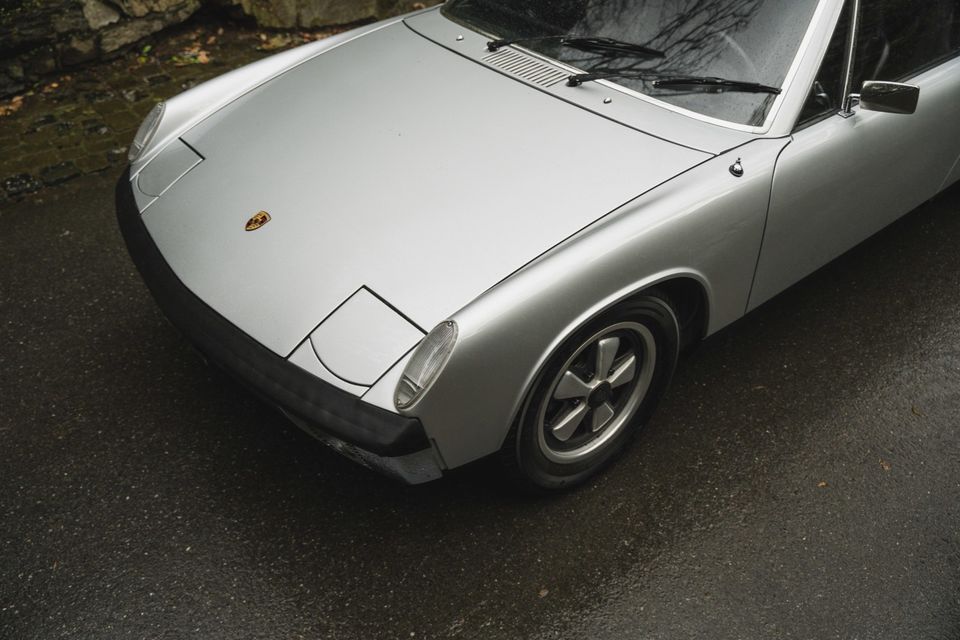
[140,21,710,357]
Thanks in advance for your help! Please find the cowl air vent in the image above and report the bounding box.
[482,48,570,88]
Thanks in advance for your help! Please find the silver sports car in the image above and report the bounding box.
[117,0,960,489]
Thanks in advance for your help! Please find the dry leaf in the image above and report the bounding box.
[880,459,892,472]
[817,481,829,488]
[538,588,549,598]
[0,95,24,117]
[257,34,294,51]
[171,48,212,66]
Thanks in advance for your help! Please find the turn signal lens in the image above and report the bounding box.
[395,321,458,410]
[128,102,165,162]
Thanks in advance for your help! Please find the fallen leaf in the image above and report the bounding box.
[817,481,829,488]
[911,405,926,418]
[257,34,294,51]
[171,48,212,66]
[0,95,24,117]
[538,588,549,598]
[880,459,892,472]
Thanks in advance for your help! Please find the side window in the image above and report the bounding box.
[796,0,960,130]
[796,6,850,128]
[858,0,960,82]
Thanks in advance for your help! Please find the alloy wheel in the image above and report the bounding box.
[536,321,657,464]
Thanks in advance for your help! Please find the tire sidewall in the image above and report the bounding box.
[513,295,680,489]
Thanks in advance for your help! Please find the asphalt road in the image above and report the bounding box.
[1,172,959,640]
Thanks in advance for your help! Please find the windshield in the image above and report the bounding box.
[442,0,821,126]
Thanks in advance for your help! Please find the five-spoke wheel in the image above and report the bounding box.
[538,322,655,464]
[501,293,679,490]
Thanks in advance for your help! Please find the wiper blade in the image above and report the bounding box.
[487,35,664,60]
[652,76,782,94]
[567,71,781,95]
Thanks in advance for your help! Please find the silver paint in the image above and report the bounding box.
[137,21,708,357]
[396,139,790,468]
[288,341,369,396]
[750,55,960,309]
[309,288,423,387]
[128,18,411,179]
[135,140,202,210]
[126,1,960,475]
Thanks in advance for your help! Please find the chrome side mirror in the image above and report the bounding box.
[855,81,920,115]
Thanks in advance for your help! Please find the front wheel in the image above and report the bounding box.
[500,293,680,491]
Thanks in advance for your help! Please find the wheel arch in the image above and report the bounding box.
[404,266,720,470]
[644,275,710,347]
[497,268,714,448]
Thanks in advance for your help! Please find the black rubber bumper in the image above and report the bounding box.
[115,169,430,457]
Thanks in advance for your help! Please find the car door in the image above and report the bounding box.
[748,0,960,309]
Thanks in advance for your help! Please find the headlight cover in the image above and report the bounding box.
[128,102,165,162]
[395,321,458,410]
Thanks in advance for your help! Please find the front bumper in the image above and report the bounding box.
[115,169,440,483]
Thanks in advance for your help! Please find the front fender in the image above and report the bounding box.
[377,137,791,469]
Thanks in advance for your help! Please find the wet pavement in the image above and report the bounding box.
[1,172,959,639]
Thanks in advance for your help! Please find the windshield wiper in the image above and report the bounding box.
[567,71,781,95]
[487,35,664,60]
[652,76,782,94]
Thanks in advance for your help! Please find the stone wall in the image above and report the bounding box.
[0,0,440,98]
[229,0,433,29]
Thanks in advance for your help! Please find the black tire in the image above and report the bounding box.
[500,292,680,491]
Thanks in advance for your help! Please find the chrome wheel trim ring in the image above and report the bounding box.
[536,321,657,465]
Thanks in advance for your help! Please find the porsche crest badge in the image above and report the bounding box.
[245,211,271,232]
